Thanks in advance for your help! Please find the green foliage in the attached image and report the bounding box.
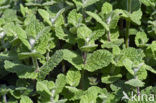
[101,2,112,15]
[20,96,33,103]
[36,80,54,96]
[0,0,156,103]
[38,50,63,80]
[38,9,52,26]
[4,23,31,49]
[86,11,109,31]
[135,32,148,47]
[4,60,37,79]
[68,9,83,27]
[62,49,83,70]
[66,68,81,87]
[55,74,66,95]
[125,78,145,87]
[130,9,142,25]
[123,58,134,75]
[84,50,113,72]
[101,74,122,84]
[80,86,102,103]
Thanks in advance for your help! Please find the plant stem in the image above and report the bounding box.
[82,4,86,19]
[3,94,7,103]
[106,13,112,42]
[46,52,50,61]
[50,89,55,103]
[107,31,111,41]
[137,87,140,96]
[80,52,87,90]
[125,0,131,48]
[32,58,39,72]
[32,58,39,91]
[83,52,87,65]
[125,20,130,48]
[135,77,140,96]
[62,61,66,73]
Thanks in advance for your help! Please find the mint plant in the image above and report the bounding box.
[0,0,156,103]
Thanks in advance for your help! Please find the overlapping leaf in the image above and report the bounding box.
[38,50,63,80]
[4,60,37,79]
[84,50,113,72]
[66,69,81,87]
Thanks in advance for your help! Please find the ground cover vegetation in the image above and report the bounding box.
[0,0,156,103]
